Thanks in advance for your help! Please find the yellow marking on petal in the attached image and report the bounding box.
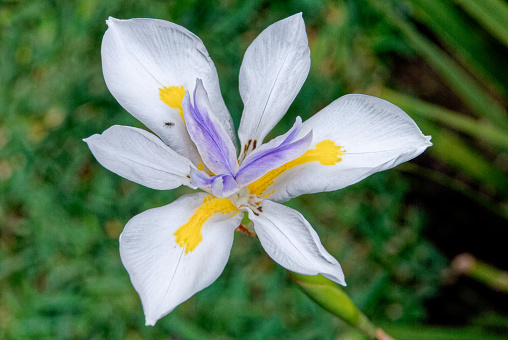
[159,85,186,120]
[196,163,215,176]
[248,140,345,197]
[174,196,239,254]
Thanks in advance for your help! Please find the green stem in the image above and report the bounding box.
[451,253,508,293]
[290,273,395,340]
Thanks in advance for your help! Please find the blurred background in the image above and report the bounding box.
[1,0,507,339]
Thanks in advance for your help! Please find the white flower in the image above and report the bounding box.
[84,14,431,326]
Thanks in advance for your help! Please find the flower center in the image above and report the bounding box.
[229,187,264,215]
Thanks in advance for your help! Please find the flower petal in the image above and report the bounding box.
[84,125,195,190]
[120,193,242,325]
[235,117,312,187]
[101,17,236,163]
[248,94,432,202]
[210,174,240,198]
[182,80,238,177]
[237,13,311,156]
[247,200,345,285]
[189,168,240,198]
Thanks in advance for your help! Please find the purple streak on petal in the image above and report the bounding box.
[239,116,303,168]
[189,167,214,188]
[235,119,313,187]
[182,79,238,177]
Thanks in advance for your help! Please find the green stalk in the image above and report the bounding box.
[290,273,395,340]
[378,88,508,150]
[366,0,508,129]
[451,253,508,293]
[453,0,508,48]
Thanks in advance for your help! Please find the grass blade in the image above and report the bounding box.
[407,0,508,97]
[379,88,508,150]
[453,0,508,48]
[366,0,508,129]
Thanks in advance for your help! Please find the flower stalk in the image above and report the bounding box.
[290,273,395,340]
[451,253,508,294]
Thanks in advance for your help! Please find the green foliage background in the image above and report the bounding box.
[1,0,507,339]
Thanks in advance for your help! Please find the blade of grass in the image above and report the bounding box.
[366,0,508,129]
[453,0,508,48]
[402,118,508,196]
[379,88,508,150]
[397,162,508,220]
[407,0,508,97]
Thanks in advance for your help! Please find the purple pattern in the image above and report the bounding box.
[235,118,313,187]
[210,174,239,198]
[190,168,239,198]
[186,80,315,197]
[182,80,238,177]
[189,167,214,188]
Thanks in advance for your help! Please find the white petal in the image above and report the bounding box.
[120,193,242,325]
[237,13,311,156]
[256,94,432,202]
[84,125,194,190]
[248,200,345,285]
[101,17,237,163]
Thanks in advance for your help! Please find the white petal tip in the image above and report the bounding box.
[82,135,96,144]
[106,17,120,27]
[425,135,433,146]
[322,271,346,286]
[288,13,305,28]
[145,319,156,326]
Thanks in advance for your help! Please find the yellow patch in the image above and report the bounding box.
[196,162,215,176]
[174,196,239,254]
[248,140,345,197]
[159,85,186,120]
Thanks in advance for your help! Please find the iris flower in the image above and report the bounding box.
[84,14,431,325]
